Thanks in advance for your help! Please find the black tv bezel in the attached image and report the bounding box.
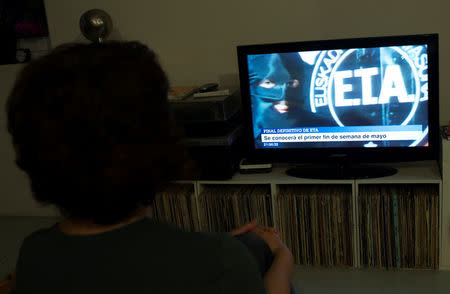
[237,34,439,164]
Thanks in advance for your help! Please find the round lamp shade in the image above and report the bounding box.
[79,9,113,43]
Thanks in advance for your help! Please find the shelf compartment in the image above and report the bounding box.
[152,183,199,232]
[197,184,272,232]
[276,184,353,267]
[358,184,439,269]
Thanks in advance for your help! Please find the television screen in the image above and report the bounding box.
[240,38,434,152]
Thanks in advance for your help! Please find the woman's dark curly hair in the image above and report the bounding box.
[6,41,191,225]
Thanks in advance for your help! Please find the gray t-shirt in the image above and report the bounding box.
[15,217,265,294]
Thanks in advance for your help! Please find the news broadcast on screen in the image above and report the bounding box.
[247,45,429,149]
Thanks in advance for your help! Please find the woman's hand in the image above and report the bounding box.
[230,221,293,294]
[249,227,290,256]
[254,228,294,294]
[229,219,259,236]
[229,220,281,238]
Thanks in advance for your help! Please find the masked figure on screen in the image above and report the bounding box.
[248,54,300,139]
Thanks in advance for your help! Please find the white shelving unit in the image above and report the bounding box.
[4,154,447,269]
[194,160,444,270]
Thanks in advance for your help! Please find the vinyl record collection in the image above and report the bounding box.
[152,184,199,232]
[276,185,353,267]
[198,185,273,232]
[359,184,439,269]
[152,182,440,269]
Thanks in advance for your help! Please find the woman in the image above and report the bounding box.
[5,41,295,294]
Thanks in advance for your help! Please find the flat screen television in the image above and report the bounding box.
[237,34,439,179]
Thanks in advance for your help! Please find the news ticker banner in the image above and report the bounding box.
[261,125,423,144]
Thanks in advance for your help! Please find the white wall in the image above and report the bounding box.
[1,0,449,215]
[43,0,450,123]
[44,0,323,86]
